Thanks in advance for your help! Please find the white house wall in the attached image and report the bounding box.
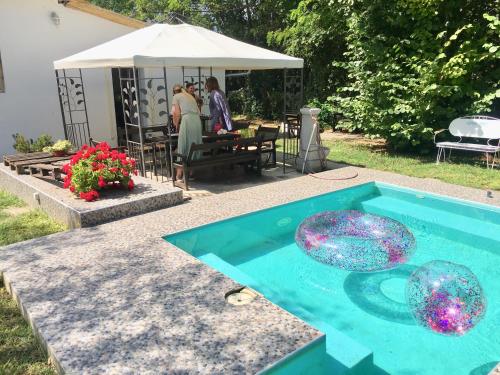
[0,0,135,154]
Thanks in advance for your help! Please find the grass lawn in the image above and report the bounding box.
[0,190,64,374]
[0,191,65,247]
[320,132,500,191]
[0,283,55,375]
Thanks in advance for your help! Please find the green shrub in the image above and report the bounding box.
[308,99,345,131]
[12,134,32,153]
[32,134,54,152]
[12,133,55,153]
[227,87,263,119]
[273,0,499,151]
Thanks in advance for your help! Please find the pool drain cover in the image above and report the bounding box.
[225,287,258,306]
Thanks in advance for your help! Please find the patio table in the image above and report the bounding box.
[137,132,241,178]
[148,132,240,144]
[167,114,212,133]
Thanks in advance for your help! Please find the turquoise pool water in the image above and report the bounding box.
[165,182,500,374]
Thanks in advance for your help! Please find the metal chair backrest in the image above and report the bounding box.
[256,125,280,142]
[449,116,500,139]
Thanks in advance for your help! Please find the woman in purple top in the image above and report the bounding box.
[205,77,233,131]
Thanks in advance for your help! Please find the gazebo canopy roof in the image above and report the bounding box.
[53,23,304,70]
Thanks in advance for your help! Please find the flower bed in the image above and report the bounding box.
[62,142,137,202]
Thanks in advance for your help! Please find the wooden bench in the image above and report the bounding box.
[172,137,262,190]
[434,116,500,168]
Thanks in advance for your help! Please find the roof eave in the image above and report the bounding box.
[64,0,145,29]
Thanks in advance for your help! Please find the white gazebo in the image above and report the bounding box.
[53,23,304,177]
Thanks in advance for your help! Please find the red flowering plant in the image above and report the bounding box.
[62,142,137,202]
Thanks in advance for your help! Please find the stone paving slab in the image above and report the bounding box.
[0,165,183,228]
[0,166,498,373]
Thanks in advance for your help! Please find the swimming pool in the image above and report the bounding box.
[165,182,500,374]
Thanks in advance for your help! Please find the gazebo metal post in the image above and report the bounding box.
[300,68,304,111]
[197,67,202,98]
[79,68,91,144]
[62,69,74,142]
[282,68,287,174]
[55,69,68,141]
[117,67,130,149]
[162,66,174,180]
[133,67,147,176]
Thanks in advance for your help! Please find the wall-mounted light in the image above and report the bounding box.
[50,11,61,26]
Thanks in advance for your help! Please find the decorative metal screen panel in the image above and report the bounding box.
[282,68,304,173]
[119,67,173,179]
[284,69,303,115]
[182,67,213,112]
[55,69,90,149]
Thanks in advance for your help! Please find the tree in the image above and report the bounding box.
[274,0,499,149]
[269,0,350,100]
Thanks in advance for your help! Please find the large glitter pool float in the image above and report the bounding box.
[295,210,416,272]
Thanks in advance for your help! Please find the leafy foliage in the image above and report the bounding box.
[268,0,349,100]
[92,0,298,45]
[275,0,499,149]
[32,134,54,152]
[308,98,344,131]
[11,133,32,153]
[228,86,263,118]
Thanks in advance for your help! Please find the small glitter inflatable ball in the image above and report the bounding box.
[294,210,416,272]
[406,260,487,336]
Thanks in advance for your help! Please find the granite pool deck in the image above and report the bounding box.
[0,166,499,374]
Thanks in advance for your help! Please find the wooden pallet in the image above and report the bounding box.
[3,152,52,166]
[10,156,72,174]
[29,164,62,180]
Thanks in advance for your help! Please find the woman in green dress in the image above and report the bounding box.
[171,84,203,181]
